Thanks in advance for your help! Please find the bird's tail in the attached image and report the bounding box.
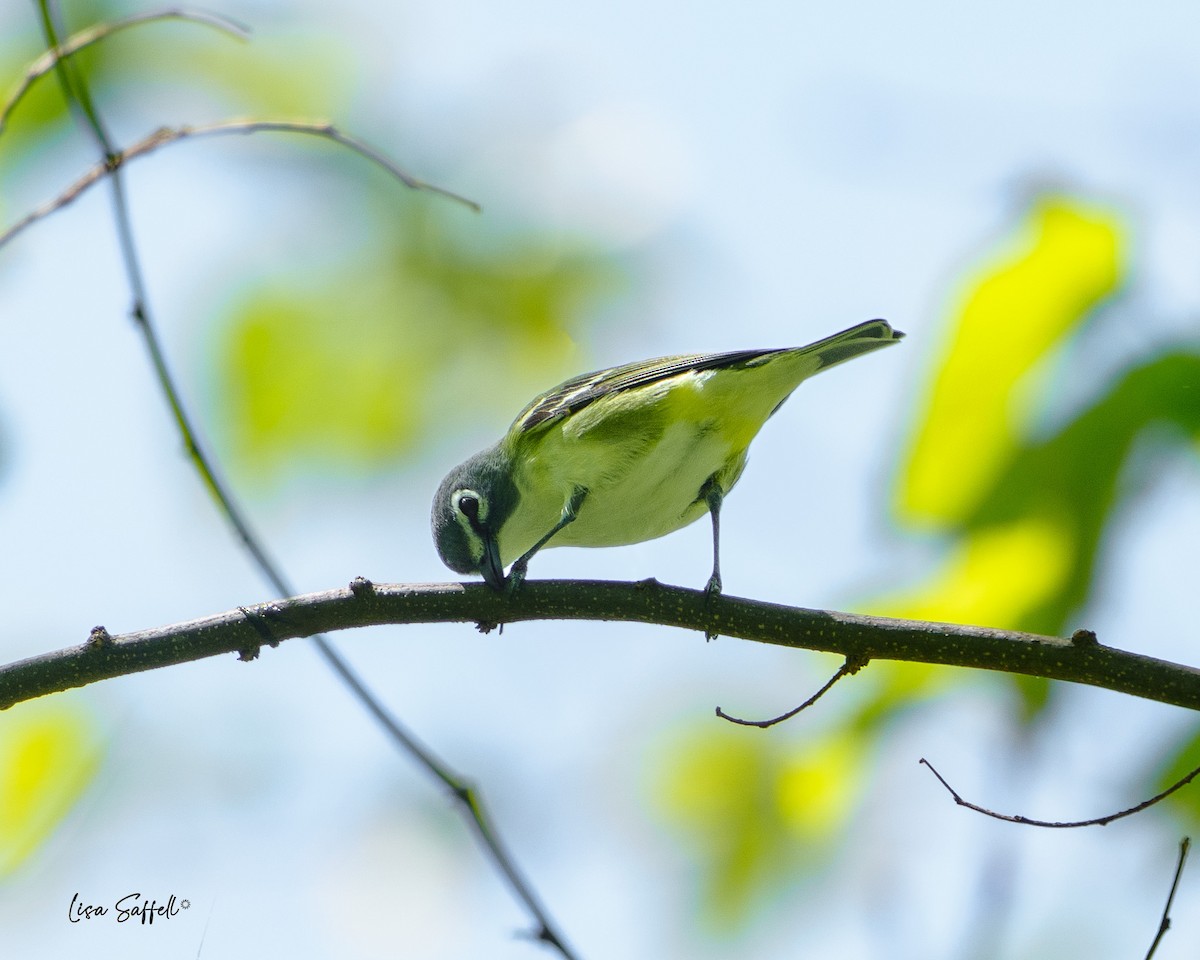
[798,318,905,372]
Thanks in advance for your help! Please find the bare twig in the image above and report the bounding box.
[920,757,1200,828]
[24,4,558,956]
[716,654,868,727]
[1145,837,1190,960]
[1,7,250,136]
[0,117,478,248]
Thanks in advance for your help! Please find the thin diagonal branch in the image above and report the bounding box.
[1,7,250,136]
[36,0,117,149]
[1145,837,1190,960]
[0,117,479,248]
[26,5,562,956]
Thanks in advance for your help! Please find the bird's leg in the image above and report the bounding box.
[701,476,725,598]
[507,486,588,593]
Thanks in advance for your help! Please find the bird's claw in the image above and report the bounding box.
[504,560,528,596]
[703,573,722,639]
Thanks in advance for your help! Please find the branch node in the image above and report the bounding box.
[349,576,375,597]
[238,604,282,659]
[87,625,112,648]
[476,620,501,635]
[1071,628,1099,647]
[514,922,566,951]
[845,652,871,674]
[704,612,720,641]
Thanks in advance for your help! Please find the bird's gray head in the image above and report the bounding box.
[431,444,519,590]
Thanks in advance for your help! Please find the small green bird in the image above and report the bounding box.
[432,318,903,592]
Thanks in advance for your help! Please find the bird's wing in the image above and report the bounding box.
[511,319,903,432]
[512,348,778,432]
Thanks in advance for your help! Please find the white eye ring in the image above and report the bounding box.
[453,489,485,524]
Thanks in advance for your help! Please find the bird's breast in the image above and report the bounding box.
[502,418,744,563]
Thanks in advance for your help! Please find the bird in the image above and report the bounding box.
[432,318,904,593]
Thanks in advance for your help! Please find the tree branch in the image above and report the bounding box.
[0,117,478,250]
[715,655,865,727]
[0,8,251,137]
[5,578,1200,713]
[919,757,1200,828]
[1145,837,1190,960]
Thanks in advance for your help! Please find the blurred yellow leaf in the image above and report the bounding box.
[0,699,102,877]
[776,731,865,842]
[652,723,865,930]
[873,515,1073,630]
[882,349,1200,638]
[898,194,1124,527]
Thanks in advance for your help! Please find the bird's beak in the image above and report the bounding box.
[479,534,506,591]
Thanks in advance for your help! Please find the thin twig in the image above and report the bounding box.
[920,757,1200,828]
[0,117,478,248]
[1145,836,1190,960]
[1,7,250,136]
[28,5,563,956]
[716,654,868,727]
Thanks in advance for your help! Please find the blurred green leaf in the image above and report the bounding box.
[1,7,633,480]
[165,30,352,119]
[215,207,625,482]
[964,349,1200,635]
[221,284,429,473]
[875,347,1200,717]
[1,2,133,134]
[651,723,866,932]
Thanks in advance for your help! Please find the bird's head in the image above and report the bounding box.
[431,445,519,590]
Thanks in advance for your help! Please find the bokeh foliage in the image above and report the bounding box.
[0,1,133,883]
[2,0,627,484]
[655,723,866,931]
[215,208,621,481]
[1,1,626,881]
[651,192,1200,932]
[0,700,102,878]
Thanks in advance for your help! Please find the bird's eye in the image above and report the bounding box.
[455,491,482,522]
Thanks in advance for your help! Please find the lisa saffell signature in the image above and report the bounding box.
[68,892,190,925]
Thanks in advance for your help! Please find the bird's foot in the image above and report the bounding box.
[504,560,529,597]
[703,573,722,639]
